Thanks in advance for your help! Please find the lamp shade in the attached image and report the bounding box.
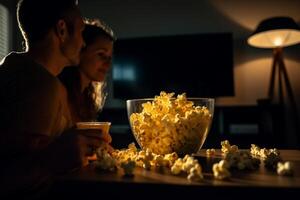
[248,16,300,48]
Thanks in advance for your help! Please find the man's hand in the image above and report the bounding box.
[43,127,112,173]
[75,128,112,144]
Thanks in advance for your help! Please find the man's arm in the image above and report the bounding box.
[0,76,69,196]
[0,77,62,155]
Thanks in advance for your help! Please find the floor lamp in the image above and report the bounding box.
[248,16,300,145]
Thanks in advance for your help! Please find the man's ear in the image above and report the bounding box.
[55,19,68,42]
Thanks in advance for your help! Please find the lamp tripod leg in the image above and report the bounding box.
[268,49,279,101]
[278,58,284,105]
[279,57,296,109]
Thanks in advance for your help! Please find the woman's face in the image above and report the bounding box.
[79,36,113,82]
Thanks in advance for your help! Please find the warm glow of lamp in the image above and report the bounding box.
[248,16,300,142]
[248,16,300,104]
[248,17,300,48]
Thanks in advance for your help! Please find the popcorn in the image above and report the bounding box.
[225,150,260,170]
[163,152,179,167]
[135,150,147,168]
[221,140,238,154]
[260,148,271,159]
[171,158,184,175]
[95,149,117,171]
[210,141,260,180]
[277,161,293,176]
[112,143,179,172]
[250,144,280,159]
[141,148,154,170]
[121,159,136,176]
[152,155,170,168]
[98,138,294,182]
[128,142,138,152]
[250,144,261,157]
[129,92,212,155]
[143,160,151,170]
[182,156,198,172]
[206,148,216,156]
[250,144,282,171]
[212,160,231,180]
[187,164,203,182]
[112,143,139,164]
[264,152,282,170]
[170,155,204,182]
[269,148,280,156]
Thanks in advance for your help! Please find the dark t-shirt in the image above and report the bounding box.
[0,52,71,151]
[0,52,74,197]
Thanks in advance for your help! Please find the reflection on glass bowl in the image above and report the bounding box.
[126,97,214,156]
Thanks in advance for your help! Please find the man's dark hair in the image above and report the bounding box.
[17,0,78,49]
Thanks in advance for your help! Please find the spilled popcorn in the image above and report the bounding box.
[206,148,216,156]
[212,141,260,180]
[250,144,282,170]
[187,164,203,182]
[170,155,203,182]
[212,160,231,180]
[120,159,136,176]
[95,148,117,172]
[94,140,294,181]
[221,140,238,154]
[264,152,282,170]
[250,144,280,159]
[225,150,260,170]
[96,142,203,182]
[277,161,293,176]
[218,142,294,177]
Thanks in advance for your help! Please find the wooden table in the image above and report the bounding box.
[50,150,300,199]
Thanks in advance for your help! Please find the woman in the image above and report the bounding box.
[59,18,116,123]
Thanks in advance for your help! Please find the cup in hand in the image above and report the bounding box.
[76,122,111,134]
[76,122,112,161]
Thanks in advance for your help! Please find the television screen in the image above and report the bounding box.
[112,33,234,99]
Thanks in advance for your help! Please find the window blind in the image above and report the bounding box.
[0,4,9,61]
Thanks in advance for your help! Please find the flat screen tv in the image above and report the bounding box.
[112,33,234,99]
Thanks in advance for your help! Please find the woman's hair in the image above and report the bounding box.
[83,18,116,45]
[58,18,115,121]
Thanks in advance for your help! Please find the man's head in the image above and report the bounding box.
[17,0,85,66]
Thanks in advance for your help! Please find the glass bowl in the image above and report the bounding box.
[126,97,214,155]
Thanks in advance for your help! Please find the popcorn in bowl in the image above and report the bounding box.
[127,92,214,156]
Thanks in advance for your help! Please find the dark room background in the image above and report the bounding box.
[1,0,300,148]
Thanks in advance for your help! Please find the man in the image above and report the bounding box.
[0,0,110,198]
